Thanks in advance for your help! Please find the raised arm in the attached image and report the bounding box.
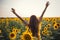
[11,8,28,25]
[39,1,49,22]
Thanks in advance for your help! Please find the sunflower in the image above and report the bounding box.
[47,24,51,28]
[45,31,49,36]
[45,18,50,22]
[42,30,51,36]
[44,27,48,31]
[53,23,59,30]
[42,31,45,35]
[20,26,33,40]
[21,33,33,40]
[12,27,20,34]
[9,32,16,40]
[52,21,57,25]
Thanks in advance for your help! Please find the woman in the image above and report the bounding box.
[11,1,49,40]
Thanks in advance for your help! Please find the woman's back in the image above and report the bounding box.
[28,15,39,37]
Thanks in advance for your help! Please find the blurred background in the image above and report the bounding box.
[0,0,60,17]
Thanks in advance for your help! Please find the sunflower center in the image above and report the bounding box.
[10,33,14,38]
[57,24,59,26]
[24,34,31,40]
[55,26,57,28]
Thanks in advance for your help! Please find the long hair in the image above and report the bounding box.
[29,15,39,37]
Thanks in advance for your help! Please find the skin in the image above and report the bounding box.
[11,1,49,40]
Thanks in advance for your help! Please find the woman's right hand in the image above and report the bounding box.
[11,8,15,13]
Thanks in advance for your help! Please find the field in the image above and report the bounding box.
[0,17,60,40]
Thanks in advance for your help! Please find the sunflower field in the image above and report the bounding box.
[0,17,60,40]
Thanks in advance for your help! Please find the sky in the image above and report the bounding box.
[0,0,60,17]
